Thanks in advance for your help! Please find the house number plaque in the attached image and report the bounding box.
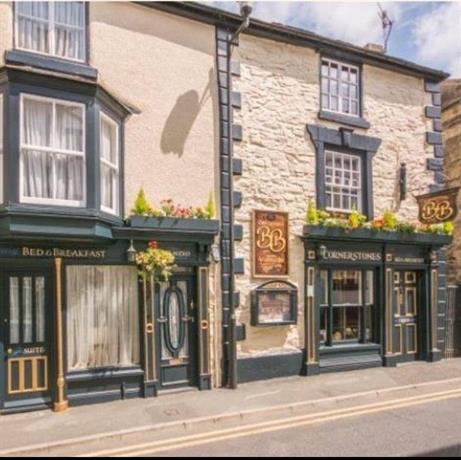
[416,187,459,224]
[252,210,289,278]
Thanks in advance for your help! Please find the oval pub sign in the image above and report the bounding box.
[416,187,459,225]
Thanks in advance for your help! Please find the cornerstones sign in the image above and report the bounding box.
[416,187,459,225]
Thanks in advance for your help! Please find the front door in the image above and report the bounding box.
[2,271,53,410]
[393,271,419,361]
[156,276,197,390]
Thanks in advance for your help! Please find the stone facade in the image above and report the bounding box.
[442,80,461,286]
[233,33,436,357]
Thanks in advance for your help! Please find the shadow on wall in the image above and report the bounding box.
[160,68,214,157]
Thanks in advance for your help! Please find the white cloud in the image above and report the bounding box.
[411,2,461,77]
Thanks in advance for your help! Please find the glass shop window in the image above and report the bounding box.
[0,93,3,204]
[66,266,140,371]
[320,269,376,346]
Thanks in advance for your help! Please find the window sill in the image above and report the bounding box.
[5,50,98,80]
[318,110,370,129]
[66,366,144,382]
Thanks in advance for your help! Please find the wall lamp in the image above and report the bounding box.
[127,240,136,263]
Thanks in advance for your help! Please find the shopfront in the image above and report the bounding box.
[0,219,218,414]
[303,226,450,376]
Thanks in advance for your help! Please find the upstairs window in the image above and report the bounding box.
[15,1,86,62]
[321,59,360,117]
[325,150,362,213]
[100,113,120,215]
[20,94,86,207]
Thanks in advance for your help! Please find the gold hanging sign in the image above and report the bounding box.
[252,210,289,278]
[416,187,459,225]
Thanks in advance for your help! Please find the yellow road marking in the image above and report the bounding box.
[79,388,461,457]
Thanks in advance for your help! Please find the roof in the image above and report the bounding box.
[139,1,449,82]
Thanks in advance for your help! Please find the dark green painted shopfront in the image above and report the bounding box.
[0,217,219,414]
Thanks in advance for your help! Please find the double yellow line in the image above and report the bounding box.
[80,388,461,457]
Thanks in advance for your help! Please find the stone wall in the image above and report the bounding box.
[442,80,461,285]
[233,33,435,356]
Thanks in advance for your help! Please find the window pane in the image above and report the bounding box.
[333,306,360,341]
[66,266,140,370]
[330,64,338,79]
[56,104,83,152]
[23,98,52,147]
[101,118,117,164]
[23,277,33,343]
[332,270,362,305]
[365,271,374,305]
[9,277,20,344]
[54,153,85,201]
[330,96,338,111]
[320,270,329,305]
[321,62,329,76]
[22,149,53,199]
[101,164,117,210]
[321,94,329,109]
[17,1,50,55]
[330,80,338,95]
[100,116,119,213]
[35,277,46,343]
[350,68,358,84]
[320,308,328,344]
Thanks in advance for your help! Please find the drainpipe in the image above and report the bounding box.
[225,1,253,390]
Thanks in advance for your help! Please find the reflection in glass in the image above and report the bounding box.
[332,270,362,305]
[23,277,33,343]
[10,277,20,344]
[36,277,46,342]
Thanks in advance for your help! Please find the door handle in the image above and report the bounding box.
[157,317,168,323]
[182,316,195,323]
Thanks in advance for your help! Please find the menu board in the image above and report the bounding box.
[252,210,289,278]
[251,281,298,326]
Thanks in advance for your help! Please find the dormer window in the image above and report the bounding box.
[15,1,86,62]
[20,94,86,207]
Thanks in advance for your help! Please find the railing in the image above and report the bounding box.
[444,285,460,358]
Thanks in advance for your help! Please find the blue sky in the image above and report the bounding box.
[208,1,461,77]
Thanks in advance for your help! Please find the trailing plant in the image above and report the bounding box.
[136,241,175,281]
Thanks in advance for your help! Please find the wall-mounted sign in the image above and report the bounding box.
[416,187,459,225]
[253,210,289,278]
[320,248,382,263]
[22,247,107,259]
[251,281,298,326]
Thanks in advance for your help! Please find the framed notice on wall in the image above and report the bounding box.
[252,210,289,278]
[251,281,298,326]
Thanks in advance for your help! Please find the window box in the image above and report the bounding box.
[303,225,453,245]
[128,216,220,234]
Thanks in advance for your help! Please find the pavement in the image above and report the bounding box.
[1,359,461,456]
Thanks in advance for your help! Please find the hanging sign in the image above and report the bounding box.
[253,210,289,278]
[416,187,459,225]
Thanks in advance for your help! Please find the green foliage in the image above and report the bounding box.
[396,222,417,234]
[348,209,367,229]
[306,200,319,225]
[206,193,216,219]
[131,187,152,216]
[136,241,175,281]
[382,210,398,231]
[425,222,455,236]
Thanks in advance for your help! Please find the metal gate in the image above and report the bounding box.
[444,285,460,358]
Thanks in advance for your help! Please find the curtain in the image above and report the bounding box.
[22,97,84,202]
[66,266,140,371]
[54,2,85,61]
[17,2,50,55]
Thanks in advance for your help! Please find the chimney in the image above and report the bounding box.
[365,43,385,54]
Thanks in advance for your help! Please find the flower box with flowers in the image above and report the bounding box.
[128,189,220,234]
[303,201,453,245]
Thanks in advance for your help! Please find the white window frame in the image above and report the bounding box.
[99,112,120,216]
[14,1,86,63]
[321,58,361,118]
[19,93,86,208]
[325,150,362,213]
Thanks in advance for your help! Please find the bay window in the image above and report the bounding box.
[15,1,86,62]
[20,94,86,207]
[66,266,140,371]
[100,113,120,215]
[320,269,376,346]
